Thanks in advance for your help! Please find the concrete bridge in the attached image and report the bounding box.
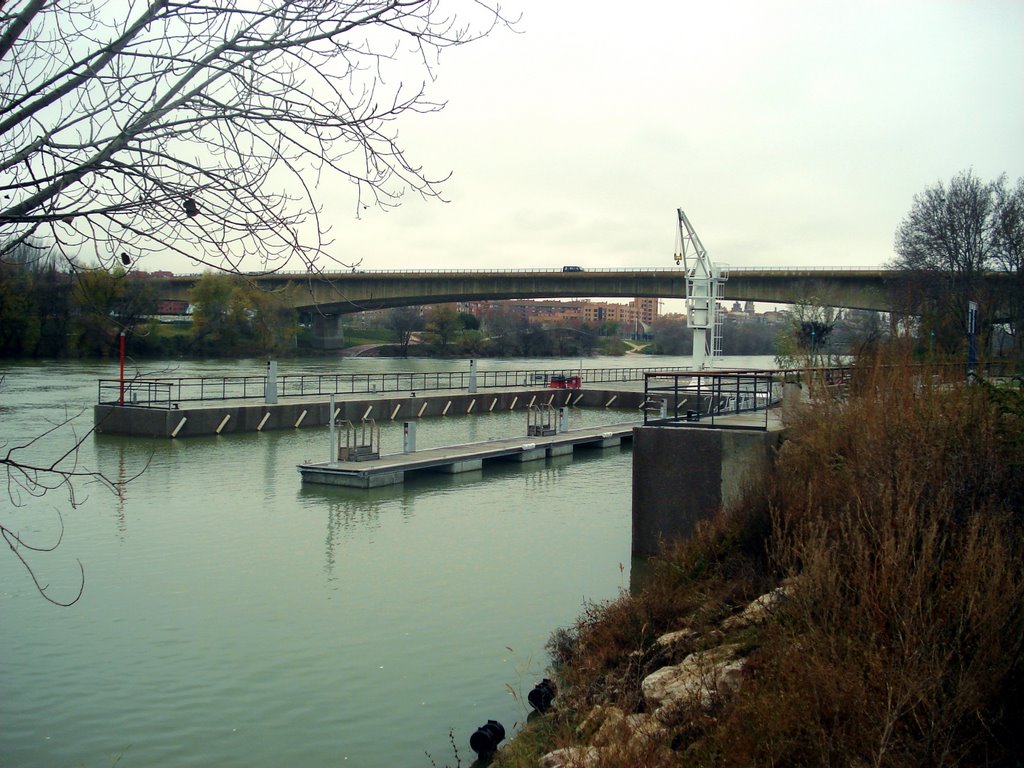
[155,267,905,344]
[155,267,899,313]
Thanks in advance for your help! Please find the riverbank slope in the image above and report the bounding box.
[494,356,1024,767]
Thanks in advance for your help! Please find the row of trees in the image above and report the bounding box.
[384,304,628,358]
[0,245,157,357]
[1,258,644,360]
[0,256,303,359]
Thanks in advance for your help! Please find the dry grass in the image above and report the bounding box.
[503,351,1024,767]
[722,356,1024,767]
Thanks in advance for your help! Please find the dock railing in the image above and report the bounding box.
[98,365,690,408]
[642,369,783,430]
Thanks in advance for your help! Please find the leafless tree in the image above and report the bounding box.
[992,176,1024,355]
[385,304,422,355]
[891,170,1022,355]
[1,0,512,274]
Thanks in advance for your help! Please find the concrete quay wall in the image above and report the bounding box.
[93,388,650,439]
[631,424,784,556]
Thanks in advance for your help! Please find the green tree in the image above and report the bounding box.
[650,317,693,355]
[30,265,73,356]
[455,329,487,356]
[70,268,126,357]
[424,304,463,355]
[242,283,300,355]
[190,273,246,354]
[114,279,159,338]
[721,315,780,356]
[0,263,40,356]
[457,311,480,331]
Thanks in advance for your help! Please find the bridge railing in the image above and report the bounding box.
[97,365,693,408]
[164,265,887,278]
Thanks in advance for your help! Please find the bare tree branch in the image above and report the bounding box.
[1,0,514,272]
[1,507,85,606]
[0,372,150,605]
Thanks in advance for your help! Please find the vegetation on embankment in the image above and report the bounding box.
[495,351,1024,767]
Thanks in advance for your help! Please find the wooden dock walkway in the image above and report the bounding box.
[297,422,637,488]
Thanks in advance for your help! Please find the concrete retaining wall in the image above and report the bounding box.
[631,425,783,556]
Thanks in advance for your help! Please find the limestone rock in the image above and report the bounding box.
[721,586,791,631]
[654,627,697,653]
[539,746,599,768]
[641,643,746,714]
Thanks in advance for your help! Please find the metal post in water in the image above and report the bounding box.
[468,359,478,394]
[329,394,336,463]
[266,360,278,404]
[559,406,569,433]
[118,331,126,405]
[403,421,417,453]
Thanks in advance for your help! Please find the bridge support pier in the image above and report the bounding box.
[632,425,784,556]
[311,314,345,350]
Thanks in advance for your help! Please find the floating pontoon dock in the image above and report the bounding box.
[297,422,636,488]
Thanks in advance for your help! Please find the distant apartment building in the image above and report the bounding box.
[463,297,659,331]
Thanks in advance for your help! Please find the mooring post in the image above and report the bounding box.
[403,421,417,453]
[266,360,278,404]
[468,358,478,394]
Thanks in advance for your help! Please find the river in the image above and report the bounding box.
[0,354,775,767]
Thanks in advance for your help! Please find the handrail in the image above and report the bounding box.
[642,369,782,430]
[97,364,694,408]
[100,361,1020,409]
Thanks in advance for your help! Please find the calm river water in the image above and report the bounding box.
[0,354,774,767]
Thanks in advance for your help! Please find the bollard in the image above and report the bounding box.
[528,679,557,713]
[469,720,505,756]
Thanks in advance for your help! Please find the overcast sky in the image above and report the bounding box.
[284,1,1024,275]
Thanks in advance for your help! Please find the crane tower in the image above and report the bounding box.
[674,208,728,369]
